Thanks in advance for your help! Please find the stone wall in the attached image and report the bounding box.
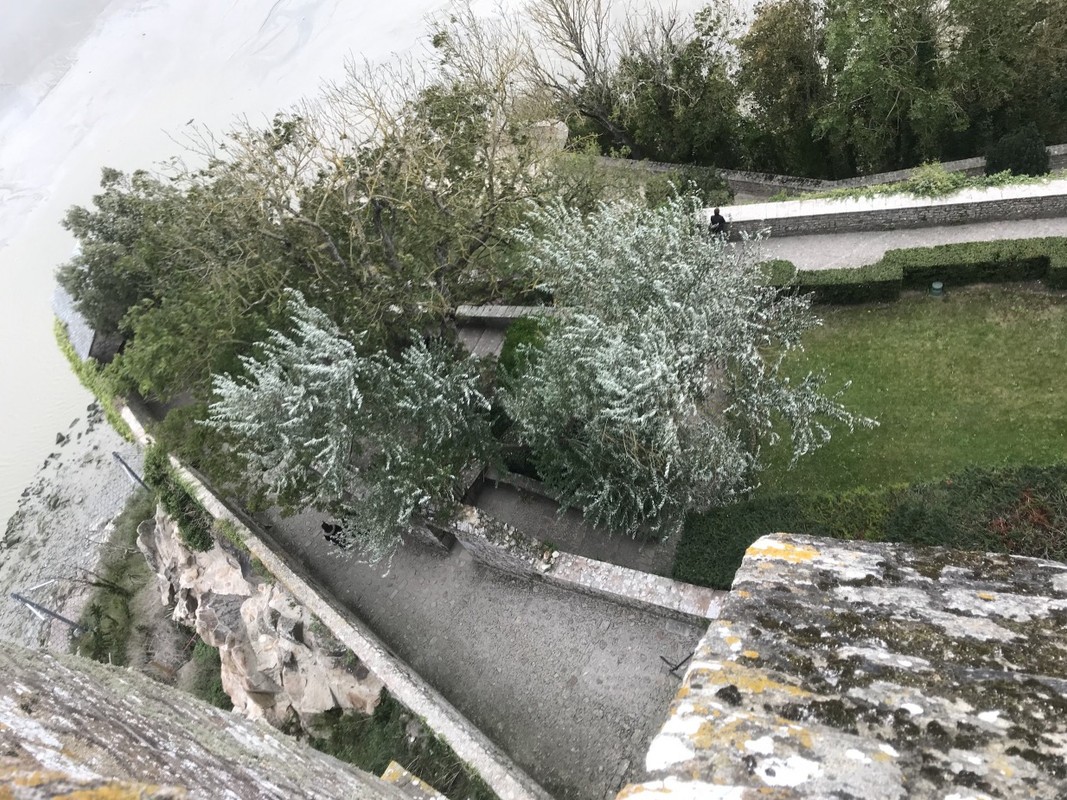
[446,504,724,625]
[601,143,1067,199]
[119,400,553,800]
[0,640,409,800]
[138,506,384,728]
[620,533,1067,799]
[725,181,1067,238]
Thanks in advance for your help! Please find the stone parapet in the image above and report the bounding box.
[719,179,1067,238]
[119,400,553,800]
[600,143,1067,199]
[621,533,1067,799]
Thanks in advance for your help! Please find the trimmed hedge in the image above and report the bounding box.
[888,239,1050,289]
[673,464,1067,590]
[761,236,1067,304]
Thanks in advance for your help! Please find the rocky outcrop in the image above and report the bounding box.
[623,533,1067,799]
[0,639,406,799]
[137,506,383,728]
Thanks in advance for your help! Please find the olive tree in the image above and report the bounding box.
[205,290,494,560]
[502,196,874,539]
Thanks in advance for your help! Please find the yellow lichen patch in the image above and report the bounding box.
[737,590,752,598]
[742,650,760,660]
[675,686,691,700]
[55,786,171,799]
[690,715,758,751]
[790,725,814,750]
[746,540,820,564]
[725,636,742,647]
[978,592,996,601]
[615,783,671,798]
[699,660,812,699]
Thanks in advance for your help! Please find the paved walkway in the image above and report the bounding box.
[257,508,704,800]
[758,216,1067,272]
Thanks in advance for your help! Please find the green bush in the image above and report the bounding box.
[54,319,132,439]
[189,639,232,710]
[644,166,731,209]
[71,489,157,665]
[497,316,550,385]
[143,444,214,552]
[888,240,1051,289]
[986,123,1050,177]
[903,162,968,198]
[794,262,903,304]
[763,259,902,304]
[311,692,498,800]
[674,464,1067,589]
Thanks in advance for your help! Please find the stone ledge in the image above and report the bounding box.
[548,552,723,624]
[447,502,724,626]
[455,304,555,328]
[716,179,1067,238]
[622,532,1067,799]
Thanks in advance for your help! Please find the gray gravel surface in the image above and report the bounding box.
[259,508,705,800]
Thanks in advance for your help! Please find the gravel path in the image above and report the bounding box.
[258,508,705,800]
[760,216,1067,271]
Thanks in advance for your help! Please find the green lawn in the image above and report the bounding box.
[759,285,1067,494]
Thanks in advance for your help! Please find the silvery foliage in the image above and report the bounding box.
[502,195,874,539]
[207,289,492,560]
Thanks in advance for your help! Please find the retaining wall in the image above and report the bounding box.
[119,400,552,800]
[601,143,1067,199]
[722,180,1067,238]
[446,505,724,626]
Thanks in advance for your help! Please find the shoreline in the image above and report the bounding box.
[0,402,143,650]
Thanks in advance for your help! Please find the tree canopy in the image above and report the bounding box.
[528,0,1067,177]
[500,197,874,538]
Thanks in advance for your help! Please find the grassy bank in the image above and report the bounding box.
[675,463,1067,590]
[71,488,157,664]
[761,285,1067,493]
[311,691,498,800]
[675,286,1067,589]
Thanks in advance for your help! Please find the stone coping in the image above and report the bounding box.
[459,469,725,625]
[549,551,724,623]
[119,400,552,800]
[718,178,1067,224]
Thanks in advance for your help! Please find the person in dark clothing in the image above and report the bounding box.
[709,207,728,237]
[321,520,343,546]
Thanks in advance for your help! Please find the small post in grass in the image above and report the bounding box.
[930,281,945,298]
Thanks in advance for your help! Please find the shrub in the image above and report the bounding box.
[903,162,967,198]
[986,123,1050,177]
[763,259,902,304]
[762,238,1067,305]
[644,166,731,209]
[53,319,132,439]
[497,316,550,385]
[674,464,1067,589]
[794,262,903,304]
[888,240,1050,289]
[311,692,498,800]
[189,639,232,710]
[143,444,214,552]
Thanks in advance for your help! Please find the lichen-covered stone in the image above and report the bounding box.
[0,641,407,799]
[622,534,1067,798]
